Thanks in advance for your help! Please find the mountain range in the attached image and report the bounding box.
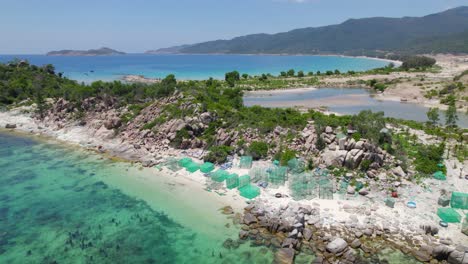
[148,7,468,55]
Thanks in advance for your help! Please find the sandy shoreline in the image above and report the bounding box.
[0,109,247,215]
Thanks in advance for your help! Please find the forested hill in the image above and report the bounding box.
[46,47,126,56]
[169,6,468,55]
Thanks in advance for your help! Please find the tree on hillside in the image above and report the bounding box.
[287,69,295,77]
[426,108,440,125]
[351,110,386,144]
[33,75,46,119]
[225,71,240,87]
[401,56,436,69]
[297,71,304,78]
[445,101,458,128]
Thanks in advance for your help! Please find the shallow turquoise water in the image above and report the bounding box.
[0,132,274,263]
[0,54,389,82]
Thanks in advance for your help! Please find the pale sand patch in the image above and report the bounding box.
[245,92,371,108]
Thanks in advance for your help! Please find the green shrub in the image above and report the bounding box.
[315,136,326,151]
[374,83,386,92]
[248,141,269,160]
[360,160,371,171]
[170,128,190,148]
[352,132,362,141]
[204,145,232,164]
[414,143,445,175]
[273,147,297,166]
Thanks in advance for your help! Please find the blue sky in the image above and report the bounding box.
[0,0,467,54]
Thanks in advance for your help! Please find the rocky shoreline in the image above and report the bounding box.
[234,198,468,264]
[1,95,467,263]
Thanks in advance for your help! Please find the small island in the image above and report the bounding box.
[46,47,126,56]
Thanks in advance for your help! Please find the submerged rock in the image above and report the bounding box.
[274,248,295,264]
[221,206,234,215]
[243,213,257,225]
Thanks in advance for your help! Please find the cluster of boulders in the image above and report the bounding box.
[294,121,317,154]
[319,126,388,171]
[235,199,468,264]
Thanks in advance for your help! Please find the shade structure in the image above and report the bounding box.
[200,162,215,173]
[239,156,253,169]
[287,158,305,174]
[433,171,446,180]
[185,162,200,173]
[238,175,251,189]
[437,208,461,223]
[225,174,239,189]
[211,170,229,182]
[451,192,468,210]
[239,184,260,199]
[178,157,193,167]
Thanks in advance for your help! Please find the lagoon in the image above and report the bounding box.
[244,87,468,127]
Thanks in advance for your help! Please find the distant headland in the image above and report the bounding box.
[46,47,126,56]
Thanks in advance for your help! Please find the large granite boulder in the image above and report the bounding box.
[326,238,348,254]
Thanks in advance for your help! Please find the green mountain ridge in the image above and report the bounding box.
[163,6,468,55]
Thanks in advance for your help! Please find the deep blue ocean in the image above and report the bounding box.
[0,54,389,82]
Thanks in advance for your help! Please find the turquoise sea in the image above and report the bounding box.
[0,54,389,83]
[0,131,275,264]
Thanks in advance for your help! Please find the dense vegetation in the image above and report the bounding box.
[1,60,466,173]
[0,60,178,106]
[175,7,468,55]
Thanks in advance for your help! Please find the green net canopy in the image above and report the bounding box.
[451,192,468,210]
[211,170,229,182]
[290,172,318,200]
[287,158,305,174]
[268,166,288,186]
[250,167,269,182]
[239,156,253,169]
[178,157,193,167]
[433,171,446,180]
[200,162,215,173]
[225,174,239,189]
[238,175,251,189]
[462,214,468,236]
[437,208,462,223]
[162,157,181,172]
[185,162,200,173]
[239,184,260,199]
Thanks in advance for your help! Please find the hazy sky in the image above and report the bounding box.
[0,0,466,54]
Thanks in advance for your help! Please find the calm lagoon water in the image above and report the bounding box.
[0,54,389,82]
[244,87,468,127]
